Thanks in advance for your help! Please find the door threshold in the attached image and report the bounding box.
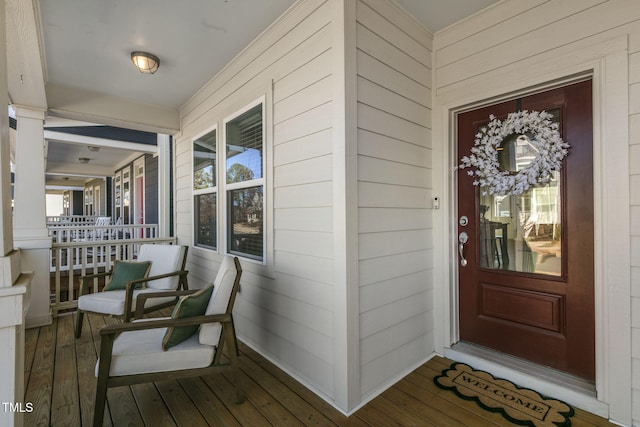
[445,342,609,419]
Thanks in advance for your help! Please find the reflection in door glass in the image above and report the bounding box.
[479,177,561,276]
[479,120,563,276]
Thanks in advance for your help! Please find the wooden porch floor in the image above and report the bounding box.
[24,311,615,427]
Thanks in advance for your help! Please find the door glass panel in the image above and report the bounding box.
[478,109,562,276]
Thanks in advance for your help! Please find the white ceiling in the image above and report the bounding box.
[396,0,500,33]
[14,0,500,187]
[38,0,499,111]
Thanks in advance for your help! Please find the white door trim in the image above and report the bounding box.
[133,156,145,226]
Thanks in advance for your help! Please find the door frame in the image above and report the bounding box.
[432,36,630,421]
[133,156,145,227]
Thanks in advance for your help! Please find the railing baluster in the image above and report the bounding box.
[54,247,61,315]
[49,236,176,316]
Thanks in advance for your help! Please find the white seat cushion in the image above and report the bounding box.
[137,244,184,290]
[199,256,237,346]
[78,289,176,316]
[96,326,215,377]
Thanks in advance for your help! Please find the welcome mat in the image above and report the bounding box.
[433,362,574,427]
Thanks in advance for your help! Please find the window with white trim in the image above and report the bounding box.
[192,100,265,262]
[225,103,264,261]
[193,128,217,250]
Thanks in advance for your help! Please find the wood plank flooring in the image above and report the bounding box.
[24,312,616,426]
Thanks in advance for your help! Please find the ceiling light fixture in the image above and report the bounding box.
[87,146,101,152]
[131,51,160,74]
[79,157,90,164]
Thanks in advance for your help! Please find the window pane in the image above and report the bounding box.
[228,186,263,260]
[195,193,216,249]
[479,109,562,277]
[194,129,216,190]
[479,178,562,276]
[226,104,263,183]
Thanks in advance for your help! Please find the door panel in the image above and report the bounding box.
[457,80,594,380]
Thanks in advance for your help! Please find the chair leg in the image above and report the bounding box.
[75,310,84,338]
[224,321,244,403]
[232,316,240,357]
[94,334,114,427]
[93,373,108,427]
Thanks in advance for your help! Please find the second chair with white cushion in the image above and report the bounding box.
[75,244,189,338]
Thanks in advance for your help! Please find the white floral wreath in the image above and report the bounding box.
[459,110,569,196]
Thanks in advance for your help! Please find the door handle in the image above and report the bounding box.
[459,231,469,267]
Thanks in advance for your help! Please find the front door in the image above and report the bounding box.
[457,80,594,380]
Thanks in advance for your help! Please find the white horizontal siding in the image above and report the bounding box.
[358,103,429,147]
[357,51,430,108]
[274,76,333,124]
[358,129,431,167]
[358,156,430,188]
[360,311,432,365]
[238,279,333,338]
[274,101,332,144]
[235,300,334,395]
[274,155,332,188]
[274,207,332,232]
[360,310,433,366]
[359,182,430,209]
[436,0,638,90]
[357,0,433,401]
[359,229,432,260]
[359,0,431,66]
[358,78,430,127]
[436,0,604,68]
[274,182,332,208]
[359,207,431,233]
[360,332,433,399]
[360,270,431,313]
[632,31,640,422]
[176,0,339,405]
[260,271,333,312]
[359,250,433,287]
[274,128,332,167]
[357,24,429,86]
[275,229,332,259]
[274,49,332,102]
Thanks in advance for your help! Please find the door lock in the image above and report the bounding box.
[459,216,469,227]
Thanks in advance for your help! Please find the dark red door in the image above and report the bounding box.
[457,80,595,380]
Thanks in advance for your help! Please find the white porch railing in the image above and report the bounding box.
[46,215,101,226]
[49,224,159,244]
[50,237,176,315]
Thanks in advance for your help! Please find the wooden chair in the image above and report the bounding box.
[75,244,189,338]
[92,256,243,427]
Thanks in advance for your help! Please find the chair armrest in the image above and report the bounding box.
[100,313,232,336]
[79,270,113,296]
[124,270,189,292]
[122,270,190,322]
[134,289,199,319]
[96,312,234,390]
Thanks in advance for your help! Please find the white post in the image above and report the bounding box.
[12,106,51,328]
[0,1,30,426]
[157,133,171,238]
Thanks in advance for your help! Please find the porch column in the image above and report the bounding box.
[0,1,31,426]
[157,133,171,237]
[12,106,51,328]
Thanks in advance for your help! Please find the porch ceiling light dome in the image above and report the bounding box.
[131,51,160,74]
